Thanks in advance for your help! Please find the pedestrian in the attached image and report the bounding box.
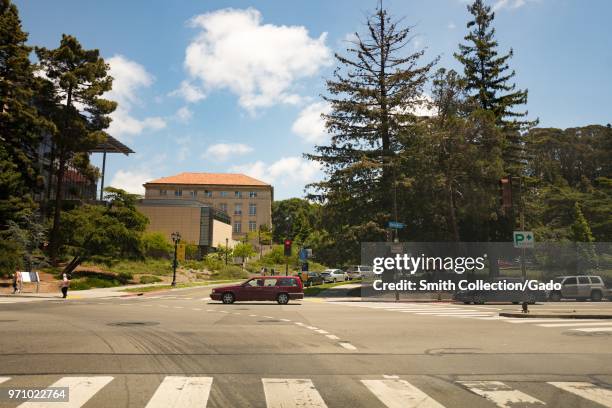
[12,269,20,294]
[60,273,70,299]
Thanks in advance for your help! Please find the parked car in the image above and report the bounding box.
[210,276,304,304]
[303,272,324,287]
[453,277,544,305]
[321,269,347,283]
[548,275,610,301]
[345,265,372,280]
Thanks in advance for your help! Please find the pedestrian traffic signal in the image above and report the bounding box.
[284,239,292,256]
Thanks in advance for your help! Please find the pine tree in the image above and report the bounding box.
[36,35,117,262]
[455,0,536,172]
[0,0,48,227]
[305,5,436,250]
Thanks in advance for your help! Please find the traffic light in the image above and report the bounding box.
[284,239,292,256]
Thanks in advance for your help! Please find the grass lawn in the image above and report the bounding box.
[121,280,239,293]
[304,280,361,296]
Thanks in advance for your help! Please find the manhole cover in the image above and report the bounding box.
[564,330,612,337]
[108,321,159,327]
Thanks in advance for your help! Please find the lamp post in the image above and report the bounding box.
[171,232,181,287]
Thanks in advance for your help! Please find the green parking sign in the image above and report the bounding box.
[513,231,535,248]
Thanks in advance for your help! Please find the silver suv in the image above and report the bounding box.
[549,275,610,302]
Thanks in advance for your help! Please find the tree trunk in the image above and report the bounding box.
[49,150,66,264]
[447,179,460,241]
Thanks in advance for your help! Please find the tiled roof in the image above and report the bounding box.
[145,172,270,187]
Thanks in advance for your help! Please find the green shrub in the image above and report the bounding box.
[211,265,248,280]
[70,277,120,290]
[0,239,23,276]
[117,271,133,284]
[139,275,163,284]
[141,232,172,258]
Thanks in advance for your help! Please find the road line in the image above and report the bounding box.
[316,329,329,334]
[220,311,229,314]
[570,327,612,332]
[548,382,612,407]
[447,314,496,318]
[182,297,192,300]
[206,309,215,312]
[280,318,291,322]
[233,312,241,315]
[506,319,600,323]
[306,326,319,330]
[249,314,257,317]
[142,305,153,307]
[145,376,213,408]
[119,304,131,306]
[537,322,612,328]
[326,334,340,340]
[339,342,357,350]
[263,315,274,319]
[0,377,9,384]
[262,378,327,408]
[361,379,444,408]
[158,305,168,308]
[192,308,202,311]
[295,322,305,326]
[18,376,113,408]
[174,306,184,309]
[458,380,545,408]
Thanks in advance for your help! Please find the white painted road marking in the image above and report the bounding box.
[570,327,612,332]
[458,380,545,408]
[361,379,444,408]
[548,382,612,407]
[18,376,113,408]
[0,377,9,384]
[537,322,612,328]
[145,376,213,408]
[326,334,340,340]
[262,378,328,408]
[339,342,357,350]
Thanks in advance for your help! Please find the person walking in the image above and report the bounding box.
[12,269,21,294]
[60,273,70,299]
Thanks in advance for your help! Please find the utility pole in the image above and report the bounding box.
[171,232,181,287]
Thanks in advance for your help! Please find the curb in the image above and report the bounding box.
[499,312,612,319]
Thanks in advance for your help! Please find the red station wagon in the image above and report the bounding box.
[210,276,304,305]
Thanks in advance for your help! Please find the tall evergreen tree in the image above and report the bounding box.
[305,5,436,254]
[36,35,117,262]
[455,0,536,172]
[0,0,48,227]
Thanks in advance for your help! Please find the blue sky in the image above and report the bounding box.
[15,0,612,199]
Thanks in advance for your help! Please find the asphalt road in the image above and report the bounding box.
[1,288,611,407]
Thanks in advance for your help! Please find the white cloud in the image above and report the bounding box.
[291,102,331,144]
[175,106,193,122]
[230,156,321,188]
[493,0,537,10]
[205,143,253,162]
[106,55,167,139]
[182,8,332,111]
[447,22,456,29]
[169,80,206,103]
[109,169,152,195]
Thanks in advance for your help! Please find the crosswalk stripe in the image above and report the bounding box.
[548,382,612,408]
[145,376,213,408]
[458,380,545,408]
[0,377,10,384]
[537,322,612,328]
[361,379,444,408]
[18,376,113,408]
[262,378,328,408]
[570,327,612,332]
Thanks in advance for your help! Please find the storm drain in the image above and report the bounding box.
[108,321,160,327]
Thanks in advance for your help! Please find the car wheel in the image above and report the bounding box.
[222,292,235,304]
[591,291,602,302]
[549,292,561,302]
[277,293,289,305]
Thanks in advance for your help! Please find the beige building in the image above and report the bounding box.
[143,172,273,241]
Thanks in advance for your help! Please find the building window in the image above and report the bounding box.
[190,190,197,198]
[175,189,182,197]
[249,221,257,231]
[205,190,213,198]
[220,191,228,198]
[249,203,256,215]
[159,189,167,196]
[219,203,228,213]
[249,191,257,198]
[233,222,242,233]
[235,191,242,198]
[234,203,242,215]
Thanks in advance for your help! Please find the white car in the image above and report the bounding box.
[321,269,347,283]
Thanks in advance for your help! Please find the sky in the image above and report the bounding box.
[14,0,612,199]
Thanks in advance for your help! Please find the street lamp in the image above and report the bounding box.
[171,232,181,287]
